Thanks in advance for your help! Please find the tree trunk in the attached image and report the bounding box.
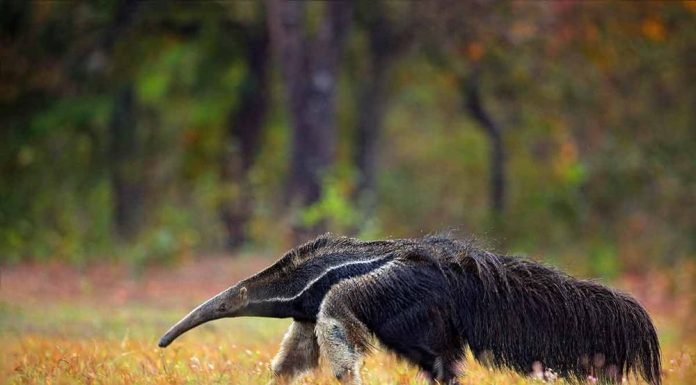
[464,73,506,216]
[353,10,397,215]
[353,70,384,214]
[101,0,142,241]
[110,85,144,240]
[219,23,269,250]
[268,1,353,241]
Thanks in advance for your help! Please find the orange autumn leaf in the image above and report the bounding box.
[642,18,666,42]
[684,1,696,14]
[467,42,485,62]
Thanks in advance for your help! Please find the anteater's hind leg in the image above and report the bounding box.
[400,348,459,385]
[268,321,319,385]
[316,290,371,384]
[424,356,460,385]
[405,348,459,385]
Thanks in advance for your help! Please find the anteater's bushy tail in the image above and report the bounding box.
[434,239,661,384]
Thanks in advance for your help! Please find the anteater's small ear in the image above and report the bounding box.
[239,286,248,302]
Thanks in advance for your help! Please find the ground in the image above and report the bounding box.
[1,255,694,385]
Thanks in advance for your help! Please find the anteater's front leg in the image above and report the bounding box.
[268,321,319,385]
[316,289,371,385]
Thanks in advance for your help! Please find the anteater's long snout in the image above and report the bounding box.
[158,289,231,348]
[158,297,218,347]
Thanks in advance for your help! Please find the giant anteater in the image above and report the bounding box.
[159,234,661,385]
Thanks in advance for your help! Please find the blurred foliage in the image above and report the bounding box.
[0,1,694,273]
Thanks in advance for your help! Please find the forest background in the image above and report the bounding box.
[1,1,694,276]
[1,2,695,384]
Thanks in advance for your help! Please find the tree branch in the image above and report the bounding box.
[464,72,506,215]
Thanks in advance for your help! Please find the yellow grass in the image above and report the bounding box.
[1,259,693,384]
[1,306,694,385]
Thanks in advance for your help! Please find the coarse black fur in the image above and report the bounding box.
[160,234,661,385]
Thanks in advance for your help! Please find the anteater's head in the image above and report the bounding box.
[158,285,248,348]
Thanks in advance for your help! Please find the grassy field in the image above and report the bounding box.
[1,257,694,385]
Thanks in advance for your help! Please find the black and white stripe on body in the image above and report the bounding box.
[240,252,395,320]
[237,237,400,320]
[159,233,661,385]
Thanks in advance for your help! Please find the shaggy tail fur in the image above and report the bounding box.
[445,241,661,384]
[418,237,661,385]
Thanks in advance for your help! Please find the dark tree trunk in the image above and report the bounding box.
[101,0,143,241]
[353,69,384,213]
[464,74,506,215]
[353,8,400,215]
[110,85,144,240]
[268,1,353,241]
[219,23,269,250]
